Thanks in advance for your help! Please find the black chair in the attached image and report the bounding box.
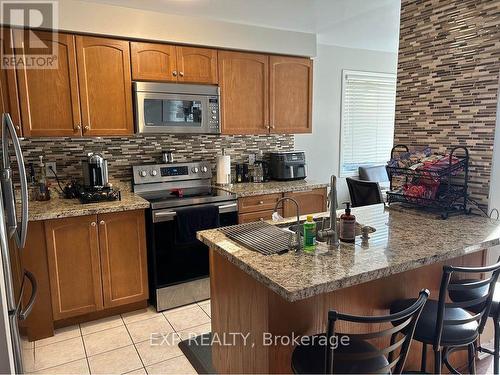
[346,178,383,207]
[291,290,429,374]
[358,165,389,184]
[390,261,500,374]
[448,278,500,374]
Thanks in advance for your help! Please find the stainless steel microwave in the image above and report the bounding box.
[134,82,220,134]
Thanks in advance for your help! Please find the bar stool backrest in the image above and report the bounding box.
[326,289,429,374]
[434,260,500,350]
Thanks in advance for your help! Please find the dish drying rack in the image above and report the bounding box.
[386,145,470,219]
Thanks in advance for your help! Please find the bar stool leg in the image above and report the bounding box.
[468,343,476,374]
[495,320,500,375]
[434,348,442,375]
[420,343,427,373]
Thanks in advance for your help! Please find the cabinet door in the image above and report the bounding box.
[284,188,327,217]
[76,36,133,136]
[98,210,148,308]
[218,51,269,135]
[0,28,22,136]
[45,215,103,320]
[270,56,313,134]
[130,42,177,82]
[176,46,217,84]
[15,31,81,137]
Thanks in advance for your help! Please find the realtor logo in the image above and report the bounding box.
[1,1,59,69]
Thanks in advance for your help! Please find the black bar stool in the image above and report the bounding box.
[448,278,500,373]
[390,261,500,374]
[291,289,429,374]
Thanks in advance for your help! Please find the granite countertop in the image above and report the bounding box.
[28,182,150,221]
[197,204,500,302]
[219,180,329,197]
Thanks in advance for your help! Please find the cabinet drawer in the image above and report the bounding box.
[238,193,282,214]
[238,209,282,224]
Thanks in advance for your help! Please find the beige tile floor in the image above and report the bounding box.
[25,300,211,374]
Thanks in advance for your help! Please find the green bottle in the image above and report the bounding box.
[303,215,317,253]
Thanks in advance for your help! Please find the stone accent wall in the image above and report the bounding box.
[20,134,294,183]
[395,0,500,207]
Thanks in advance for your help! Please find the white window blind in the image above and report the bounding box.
[340,70,396,177]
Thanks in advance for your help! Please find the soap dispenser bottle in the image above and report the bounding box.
[339,202,356,243]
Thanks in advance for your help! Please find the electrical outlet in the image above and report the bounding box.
[45,162,57,177]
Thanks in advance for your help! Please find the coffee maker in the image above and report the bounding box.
[82,152,109,188]
[79,153,120,203]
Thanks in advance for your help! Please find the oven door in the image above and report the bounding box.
[150,202,237,288]
[135,92,219,134]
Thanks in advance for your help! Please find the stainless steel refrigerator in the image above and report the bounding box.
[0,113,35,373]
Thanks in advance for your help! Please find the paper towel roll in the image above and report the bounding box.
[216,155,231,185]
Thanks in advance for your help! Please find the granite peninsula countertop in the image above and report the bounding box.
[219,180,328,197]
[28,183,149,221]
[197,204,500,302]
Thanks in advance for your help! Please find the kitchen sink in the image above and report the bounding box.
[277,217,368,243]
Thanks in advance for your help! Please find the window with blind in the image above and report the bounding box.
[340,70,397,177]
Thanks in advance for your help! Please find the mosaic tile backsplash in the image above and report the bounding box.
[20,134,294,184]
[395,0,500,208]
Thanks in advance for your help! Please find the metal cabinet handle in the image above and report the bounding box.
[179,71,184,77]
[84,125,90,131]
[91,222,97,227]
[270,124,276,129]
[15,125,20,131]
[172,70,178,77]
[19,270,37,320]
[259,201,264,205]
[75,124,82,130]
[99,220,105,225]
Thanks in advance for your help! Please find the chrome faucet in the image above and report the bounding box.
[318,175,340,249]
[274,197,302,252]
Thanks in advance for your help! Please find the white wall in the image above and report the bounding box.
[489,82,500,215]
[295,44,398,203]
[28,0,316,57]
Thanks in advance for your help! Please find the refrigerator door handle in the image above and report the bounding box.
[1,113,28,249]
[18,270,37,320]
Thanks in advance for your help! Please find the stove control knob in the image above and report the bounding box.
[139,170,147,177]
[192,167,199,173]
[150,170,158,176]
[201,166,208,173]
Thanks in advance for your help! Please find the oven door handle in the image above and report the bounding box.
[153,202,238,223]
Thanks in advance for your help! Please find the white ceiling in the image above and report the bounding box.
[79,0,401,53]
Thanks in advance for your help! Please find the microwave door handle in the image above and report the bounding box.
[2,113,29,248]
[18,270,37,320]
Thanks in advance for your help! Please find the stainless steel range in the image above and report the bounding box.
[133,161,237,311]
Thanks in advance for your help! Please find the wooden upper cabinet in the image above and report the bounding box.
[76,36,133,136]
[270,56,313,134]
[45,215,103,320]
[176,46,217,84]
[15,31,81,137]
[98,210,148,308]
[218,51,269,135]
[0,28,22,136]
[130,42,177,82]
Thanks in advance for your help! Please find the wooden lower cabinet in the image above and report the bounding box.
[284,188,327,217]
[99,211,148,308]
[45,210,148,320]
[237,188,327,224]
[45,215,103,320]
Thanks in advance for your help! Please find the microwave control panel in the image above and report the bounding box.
[208,97,220,131]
